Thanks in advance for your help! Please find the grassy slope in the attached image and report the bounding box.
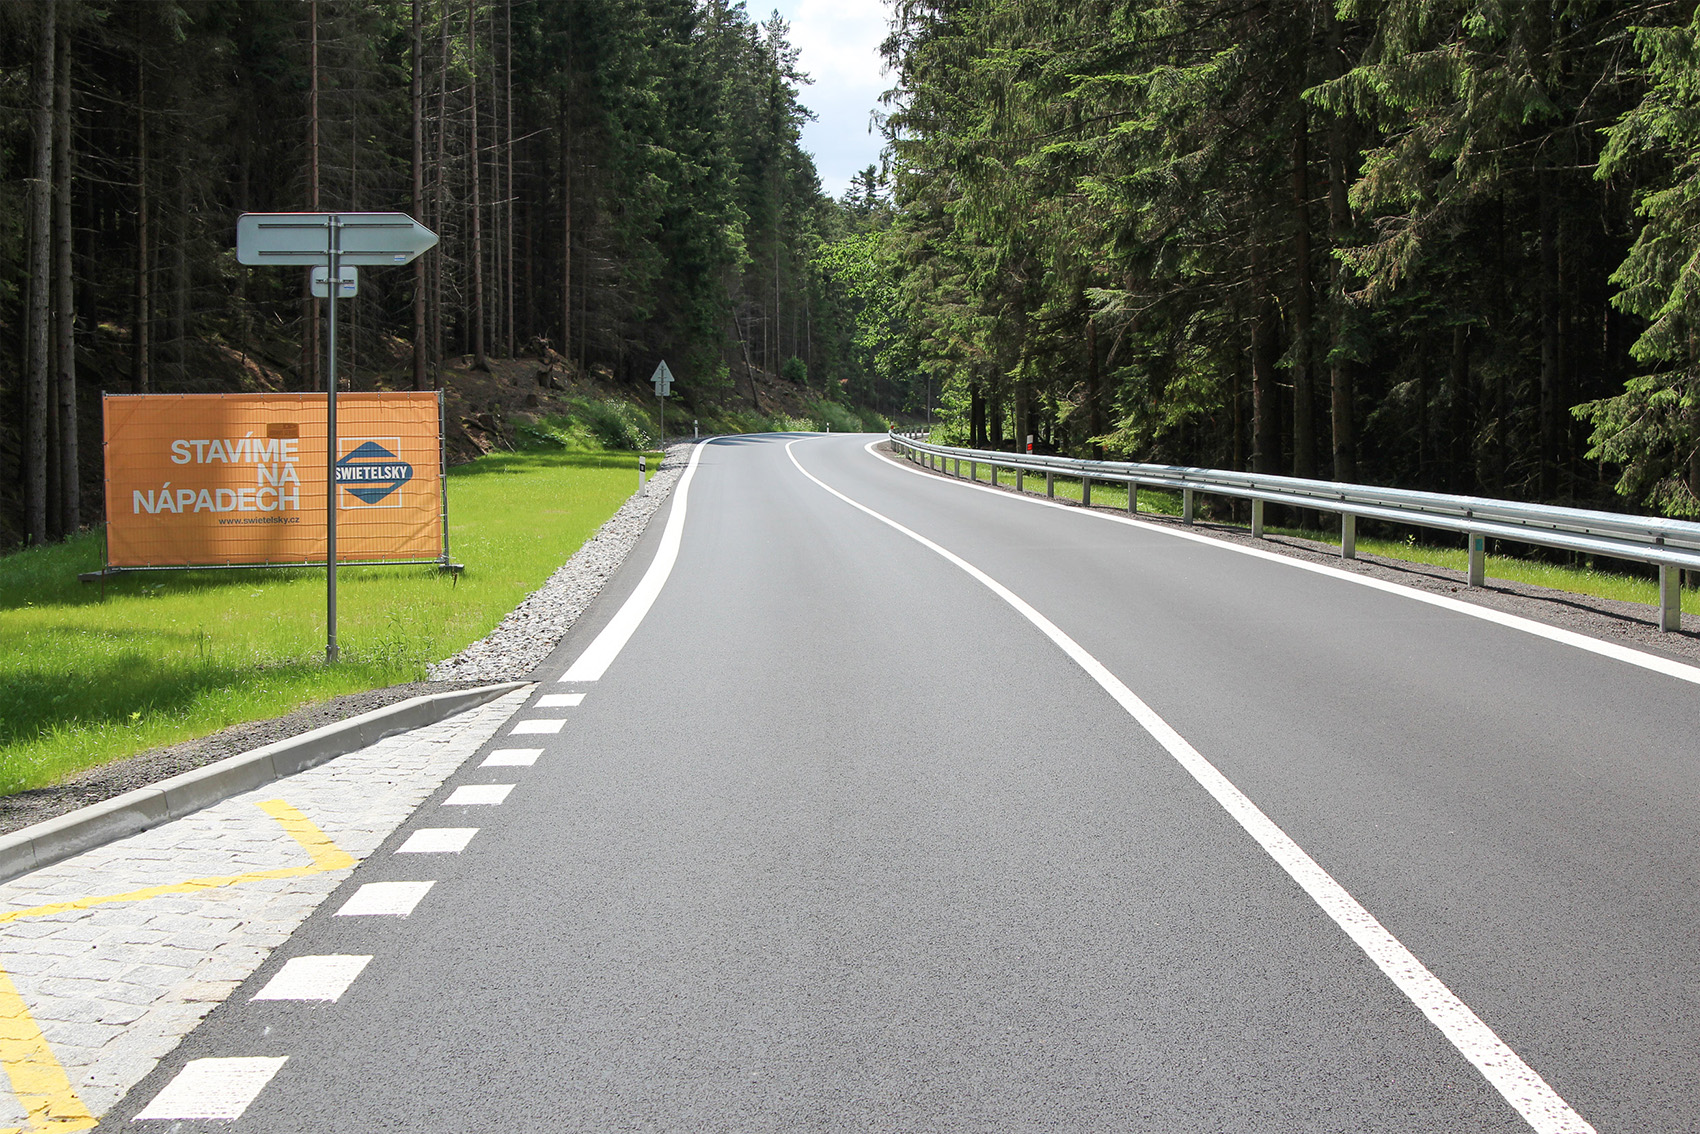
[0,448,650,794]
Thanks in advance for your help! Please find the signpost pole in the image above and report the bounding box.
[236,210,440,664]
[325,215,340,663]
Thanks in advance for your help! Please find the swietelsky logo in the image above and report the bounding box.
[335,439,413,507]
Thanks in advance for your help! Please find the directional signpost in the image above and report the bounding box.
[652,359,674,452]
[237,212,438,662]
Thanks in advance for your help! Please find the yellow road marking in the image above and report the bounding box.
[0,964,96,1134]
[0,800,354,926]
[0,800,356,1129]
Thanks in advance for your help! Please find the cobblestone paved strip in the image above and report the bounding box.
[0,686,529,1124]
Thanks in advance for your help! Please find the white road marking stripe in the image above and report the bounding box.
[482,748,542,767]
[795,439,1594,1134]
[397,827,480,854]
[536,693,586,707]
[134,1056,288,1120]
[335,880,435,917]
[252,955,372,1002]
[511,718,565,734]
[871,440,1700,688]
[443,784,514,806]
[562,441,708,682]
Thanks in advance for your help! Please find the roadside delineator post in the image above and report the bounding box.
[639,455,647,489]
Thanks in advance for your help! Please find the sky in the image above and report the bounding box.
[763,0,892,201]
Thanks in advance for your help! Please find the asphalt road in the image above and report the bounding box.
[105,433,1700,1132]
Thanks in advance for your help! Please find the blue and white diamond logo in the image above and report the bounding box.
[335,439,414,506]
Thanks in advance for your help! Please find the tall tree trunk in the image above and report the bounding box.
[411,0,427,389]
[55,22,77,536]
[174,179,188,385]
[1324,0,1354,482]
[561,102,572,363]
[504,0,515,359]
[1250,243,1280,475]
[432,0,448,385]
[1451,325,1473,494]
[469,0,488,370]
[26,0,56,546]
[1538,163,1560,499]
[1086,312,1103,459]
[133,41,150,395]
[1290,112,1315,479]
[304,0,321,390]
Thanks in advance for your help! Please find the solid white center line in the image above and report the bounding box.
[252,955,372,1002]
[790,439,1595,1134]
[561,441,708,682]
[511,718,565,734]
[134,1056,288,1120]
[536,693,585,708]
[443,784,514,806]
[397,827,480,854]
[335,881,435,917]
[481,748,542,767]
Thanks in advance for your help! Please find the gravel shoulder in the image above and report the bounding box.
[0,443,694,837]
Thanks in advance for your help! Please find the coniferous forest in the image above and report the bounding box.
[4,1,1700,552]
[877,0,1700,515]
[0,0,897,551]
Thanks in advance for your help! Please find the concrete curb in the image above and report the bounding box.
[0,681,532,886]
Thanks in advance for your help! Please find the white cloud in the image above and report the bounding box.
[764,0,891,199]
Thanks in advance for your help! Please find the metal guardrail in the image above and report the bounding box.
[889,433,1700,631]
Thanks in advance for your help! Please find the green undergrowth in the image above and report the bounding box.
[0,447,653,794]
[517,395,892,453]
[944,461,1697,615]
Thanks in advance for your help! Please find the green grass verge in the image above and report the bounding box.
[0,447,653,794]
[942,459,1697,613]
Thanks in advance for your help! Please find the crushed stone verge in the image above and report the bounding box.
[2,443,694,835]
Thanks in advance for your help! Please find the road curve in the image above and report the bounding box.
[104,433,1700,1133]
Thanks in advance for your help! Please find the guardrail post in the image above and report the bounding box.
[1468,533,1484,586]
[1082,476,1092,507]
[1660,565,1680,631]
[970,460,978,482]
[1127,481,1137,513]
[1182,488,1194,524]
[1341,514,1357,559]
[1046,472,1055,498]
[1016,467,1024,492]
[1251,499,1264,539]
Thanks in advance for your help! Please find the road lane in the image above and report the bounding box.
[803,435,1700,1133]
[101,433,1699,1131]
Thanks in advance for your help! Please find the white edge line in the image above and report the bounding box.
[562,440,709,682]
[791,438,1593,1134]
[867,440,1700,688]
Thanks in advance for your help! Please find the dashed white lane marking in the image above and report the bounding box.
[510,718,565,734]
[482,748,541,767]
[397,827,480,854]
[443,784,514,806]
[796,439,1595,1134]
[536,693,585,708]
[562,440,708,682]
[252,955,372,1002]
[134,1056,288,1120]
[335,881,435,917]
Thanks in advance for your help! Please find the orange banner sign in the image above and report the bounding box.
[103,393,444,569]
